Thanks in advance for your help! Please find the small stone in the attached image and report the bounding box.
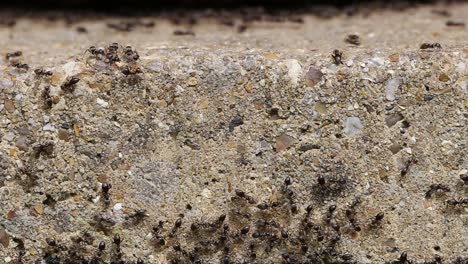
[73,123,80,137]
[244,82,253,93]
[187,77,198,86]
[3,99,15,112]
[43,123,55,131]
[16,136,29,151]
[229,115,244,132]
[389,53,400,63]
[263,53,279,59]
[6,210,15,220]
[0,76,14,89]
[305,67,323,87]
[34,203,44,215]
[385,113,404,127]
[201,188,211,198]
[96,98,109,108]
[438,73,450,82]
[343,117,363,137]
[276,133,294,152]
[346,60,354,67]
[424,94,435,101]
[58,129,70,141]
[315,102,328,114]
[113,203,123,211]
[3,132,14,142]
[386,78,400,101]
[285,59,302,86]
[0,227,9,248]
[389,143,402,154]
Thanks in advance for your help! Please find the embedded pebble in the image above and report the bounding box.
[386,78,400,101]
[284,59,302,86]
[113,203,123,211]
[42,123,55,131]
[305,67,323,87]
[96,98,109,108]
[343,117,363,137]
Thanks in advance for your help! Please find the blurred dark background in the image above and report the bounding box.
[0,0,460,10]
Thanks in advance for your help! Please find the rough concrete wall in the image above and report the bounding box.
[0,3,467,264]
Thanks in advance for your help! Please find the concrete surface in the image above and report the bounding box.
[0,3,467,264]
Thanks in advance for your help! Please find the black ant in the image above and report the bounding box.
[371,212,385,226]
[34,68,53,77]
[331,49,343,65]
[233,189,256,204]
[446,198,468,206]
[425,184,450,198]
[125,208,147,223]
[5,50,22,60]
[345,34,360,45]
[42,86,53,109]
[123,45,140,63]
[11,61,29,71]
[121,64,142,75]
[87,46,105,56]
[190,214,226,231]
[61,77,80,93]
[173,30,195,36]
[101,183,112,207]
[420,43,442,49]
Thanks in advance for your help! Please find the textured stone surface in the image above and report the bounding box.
[0,3,467,263]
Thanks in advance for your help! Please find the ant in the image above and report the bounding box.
[121,64,142,75]
[125,208,147,223]
[11,61,29,71]
[420,43,442,49]
[152,221,166,246]
[123,45,140,63]
[101,183,112,207]
[190,214,226,231]
[61,77,80,93]
[42,86,53,109]
[173,30,195,36]
[233,189,256,204]
[34,68,53,77]
[5,51,22,60]
[85,46,105,57]
[345,34,360,45]
[425,184,450,198]
[331,50,343,65]
[446,198,468,206]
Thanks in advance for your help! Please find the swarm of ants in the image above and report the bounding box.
[19,171,466,264]
[84,42,142,76]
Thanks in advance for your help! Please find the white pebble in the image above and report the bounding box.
[284,59,302,86]
[386,78,400,101]
[113,203,123,211]
[97,98,109,108]
[42,123,55,131]
[343,117,363,137]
